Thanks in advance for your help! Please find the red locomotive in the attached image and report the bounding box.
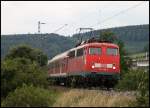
[48,39,120,88]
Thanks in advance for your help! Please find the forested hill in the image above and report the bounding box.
[1,24,149,59]
[1,33,76,59]
[72,24,149,53]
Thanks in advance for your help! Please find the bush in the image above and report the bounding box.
[115,69,149,107]
[1,84,58,107]
[115,69,148,91]
[136,70,149,107]
[1,58,48,97]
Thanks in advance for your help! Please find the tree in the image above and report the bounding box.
[1,58,48,98]
[100,31,117,42]
[143,44,149,52]
[5,45,48,66]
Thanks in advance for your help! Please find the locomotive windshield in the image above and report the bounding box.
[89,47,101,55]
[107,48,118,56]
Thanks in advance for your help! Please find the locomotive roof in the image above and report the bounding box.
[48,51,69,64]
[48,42,119,64]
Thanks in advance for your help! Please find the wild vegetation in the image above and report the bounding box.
[1,45,57,107]
[1,84,59,107]
[53,89,136,107]
[115,68,149,107]
[1,26,149,107]
[1,45,149,107]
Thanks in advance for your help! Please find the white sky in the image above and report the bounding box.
[1,1,149,36]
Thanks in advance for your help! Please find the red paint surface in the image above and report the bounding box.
[48,43,120,76]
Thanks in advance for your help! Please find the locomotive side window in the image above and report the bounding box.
[107,48,118,55]
[77,48,84,57]
[68,50,75,58]
[89,47,101,55]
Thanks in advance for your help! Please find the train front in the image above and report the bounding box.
[84,42,120,87]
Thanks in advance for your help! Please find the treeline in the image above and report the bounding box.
[1,24,149,59]
[1,33,76,59]
[72,24,149,53]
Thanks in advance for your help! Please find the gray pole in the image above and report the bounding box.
[146,52,147,60]
[38,21,46,66]
[38,21,40,34]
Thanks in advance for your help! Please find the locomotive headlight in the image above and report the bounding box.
[92,65,95,68]
[113,66,116,69]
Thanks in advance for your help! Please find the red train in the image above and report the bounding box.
[48,40,120,88]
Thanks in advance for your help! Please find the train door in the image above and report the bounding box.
[76,48,84,72]
[67,50,76,73]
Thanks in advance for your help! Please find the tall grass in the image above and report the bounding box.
[53,89,136,107]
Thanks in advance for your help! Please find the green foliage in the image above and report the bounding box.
[117,69,149,107]
[100,31,117,42]
[1,58,48,98]
[117,40,132,76]
[136,70,149,107]
[116,69,149,91]
[143,43,149,52]
[1,34,75,59]
[5,45,48,66]
[1,84,58,107]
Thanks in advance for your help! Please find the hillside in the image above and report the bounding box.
[1,24,149,59]
[72,24,149,53]
[1,33,76,59]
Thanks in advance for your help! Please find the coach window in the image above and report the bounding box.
[50,63,53,69]
[54,62,56,68]
[77,48,84,57]
[107,48,118,56]
[89,47,101,55]
[68,50,75,58]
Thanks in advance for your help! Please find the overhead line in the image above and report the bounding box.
[89,1,146,28]
[53,24,68,33]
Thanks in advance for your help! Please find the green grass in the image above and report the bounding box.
[129,52,148,59]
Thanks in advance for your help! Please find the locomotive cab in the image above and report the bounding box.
[85,43,120,74]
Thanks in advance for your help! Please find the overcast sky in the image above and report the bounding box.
[1,1,149,36]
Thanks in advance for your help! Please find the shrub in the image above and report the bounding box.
[1,58,48,98]
[115,69,149,107]
[115,69,148,91]
[136,70,149,107]
[1,84,58,107]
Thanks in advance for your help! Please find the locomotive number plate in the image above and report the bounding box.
[94,63,113,68]
[94,63,101,67]
[107,64,113,68]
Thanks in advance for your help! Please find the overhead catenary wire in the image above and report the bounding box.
[49,1,147,36]
[52,24,68,33]
[89,1,146,28]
